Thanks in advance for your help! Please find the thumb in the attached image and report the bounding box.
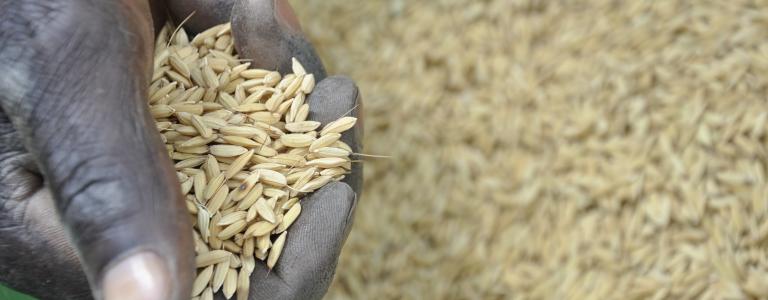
[0,2,193,300]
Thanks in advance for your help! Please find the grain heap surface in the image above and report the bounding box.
[293,0,768,299]
[150,22,356,300]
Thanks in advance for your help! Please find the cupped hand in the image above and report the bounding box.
[0,1,361,299]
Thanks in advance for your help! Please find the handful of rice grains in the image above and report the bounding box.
[149,22,356,300]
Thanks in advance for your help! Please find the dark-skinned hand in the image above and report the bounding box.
[0,0,362,299]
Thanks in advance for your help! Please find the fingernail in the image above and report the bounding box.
[274,0,303,33]
[103,252,171,300]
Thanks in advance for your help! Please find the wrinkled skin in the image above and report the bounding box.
[0,1,361,299]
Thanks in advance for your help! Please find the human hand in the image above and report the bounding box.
[0,1,361,299]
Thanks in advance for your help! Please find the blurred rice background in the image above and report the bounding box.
[292,0,768,299]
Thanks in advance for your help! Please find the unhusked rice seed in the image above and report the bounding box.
[150,21,355,300]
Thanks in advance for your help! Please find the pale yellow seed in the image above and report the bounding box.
[207,185,229,213]
[201,287,213,300]
[281,134,316,148]
[307,157,349,168]
[300,74,315,94]
[223,268,238,299]
[249,111,281,125]
[294,104,310,122]
[166,69,192,87]
[236,267,250,300]
[204,155,221,179]
[169,55,191,78]
[256,235,271,254]
[225,150,255,179]
[189,114,214,138]
[320,167,348,177]
[218,211,246,226]
[276,99,294,116]
[191,265,214,296]
[276,203,301,233]
[169,103,203,115]
[256,169,288,186]
[218,219,246,239]
[285,121,321,133]
[283,74,305,99]
[210,145,248,157]
[267,231,287,269]
[174,156,207,169]
[254,197,277,223]
[291,57,307,76]
[209,213,223,249]
[233,172,261,201]
[150,82,178,103]
[245,221,278,237]
[265,91,285,112]
[211,259,230,293]
[196,250,230,267]
[220,126,269,142]
[205,172,226,200]
[173,124,198,136]
[235,103,267,113]
[309,133,341,152]
[197,206,211,241]
[179,135,218,148]
[255,146,279,158]
[314,147,352,158]
[238,184,264,210]
[321,117,357,136]
[291,167,316,194]
[281,197,300,210]
[202,64,220,89]
[299,175,334,193]
[264,71,281,86]
[263,188,287,199]
[204,109,232,120]
[221,135,261,148]
[214,92,236,110]
[240,69,270,79]
[150,104,175,118]
[243,237,255,257]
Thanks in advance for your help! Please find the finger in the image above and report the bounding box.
[0,189,91,300]
[0,112,88,299]
[307,76,364,193]
[231,0,327,79]
[165,0,235,34]
[0,2,193,300]
[247,182,357,300]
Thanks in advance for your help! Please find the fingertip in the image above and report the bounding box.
[103,252,171,300]
[307,76,361,124]
[232,0,326,78]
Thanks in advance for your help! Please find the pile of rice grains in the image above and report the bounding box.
[293,0,768,299]
[150,23,355,300]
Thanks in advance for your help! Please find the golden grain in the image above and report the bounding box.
[267,231,287,269]
[153,22,352,299]
[211,259,230,293]
[222,268,238,299]
[191,264,213,297]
